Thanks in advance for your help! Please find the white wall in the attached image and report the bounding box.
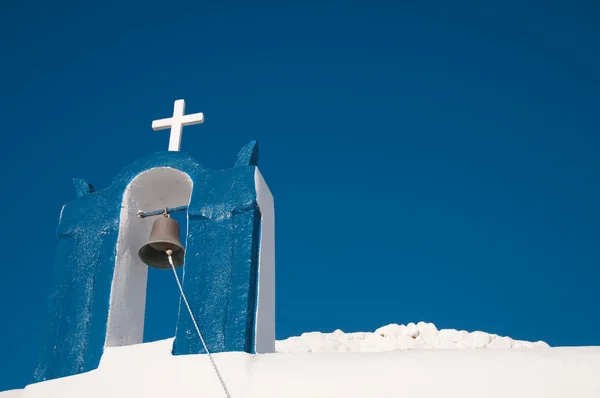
[18,338,600,398]
[254,169,275,354]
[105,167,193,348]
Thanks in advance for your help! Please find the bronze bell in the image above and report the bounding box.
[139,215,185,269]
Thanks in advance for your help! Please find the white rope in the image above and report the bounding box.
[167,250,233,398]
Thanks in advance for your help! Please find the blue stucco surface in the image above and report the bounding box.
[34,141,262,382]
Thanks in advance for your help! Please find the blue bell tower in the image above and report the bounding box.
[33,100,275,383]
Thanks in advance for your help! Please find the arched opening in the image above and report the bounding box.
[143,208,187,343]
[105,167,192,348]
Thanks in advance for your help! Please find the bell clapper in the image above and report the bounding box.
[166,248,174,264]
[165,248,175,269]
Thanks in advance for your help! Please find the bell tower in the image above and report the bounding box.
[33,100,275,383]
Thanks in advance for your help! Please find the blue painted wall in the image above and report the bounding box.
[34,142,262,382]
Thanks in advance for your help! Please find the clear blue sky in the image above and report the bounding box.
[1,0,599,391]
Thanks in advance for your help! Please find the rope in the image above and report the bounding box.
[167,250,233,398]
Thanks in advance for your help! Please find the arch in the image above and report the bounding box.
[105,167,193,348]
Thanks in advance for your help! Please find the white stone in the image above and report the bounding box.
[397,335,418,350]
[472,331,492,346]
[310,338,342,353]
[404,323,420,338]
[438,329,464,343]
[412,337,426,349]
[455,341,471,349]
[364,334,400,352]
[277,337,311,354]
[339,338,362,352]
[301,332,325,342]
[436,338,459,349]
[533,341,550,348]
[344,332,367,341]
[375,323,406,338]
[152,99,204,151]
[463,332,492,349]
[417,322,439,346]
[488,337,513,349]
[513,341,535,349]
[332,329,345,338]
[272,323,551,354]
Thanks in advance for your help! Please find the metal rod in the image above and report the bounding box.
[138,205,188,218]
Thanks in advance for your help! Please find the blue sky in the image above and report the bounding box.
[1,0,599,391]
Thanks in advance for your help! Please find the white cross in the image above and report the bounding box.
[152,99,204,151]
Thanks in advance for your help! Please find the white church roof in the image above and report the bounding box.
[7,322,600,398]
